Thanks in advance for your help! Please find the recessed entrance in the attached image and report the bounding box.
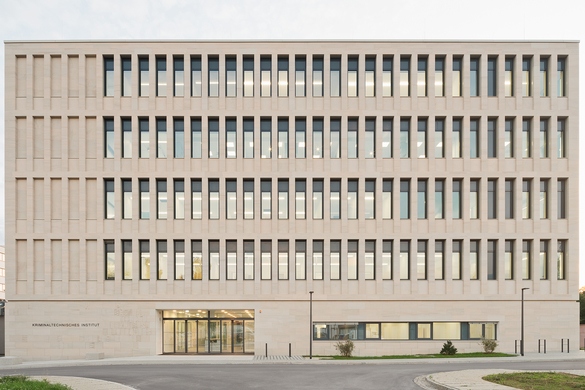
[163,310,254,354]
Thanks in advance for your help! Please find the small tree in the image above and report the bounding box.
[334,339,355,357]
[579,292,585,324]
[440,340,458,355]
[479,337,499,353]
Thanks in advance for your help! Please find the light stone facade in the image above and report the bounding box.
[4,40,580,361]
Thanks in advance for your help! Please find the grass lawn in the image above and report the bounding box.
[306,352,516,360]
[0,375,73,390]
[483,372,585,390]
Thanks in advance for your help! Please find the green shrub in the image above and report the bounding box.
[440,340,458,355]
[0,375,73,389]
[479,337,499,353]
[334,339,355,357]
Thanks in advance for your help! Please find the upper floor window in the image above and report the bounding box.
[208,56,219,97]
[191,55,201,97]
[312,56,323,97]
[174,56,184,97]
[504,57,513,96]
[540,57,549,97]
[330,56,341,97]
[295,56,306,97]
[261,56,271,97]
[347,56,358,97]
[435,56,444,97]
[156,56,167,97]
[104,56,114,97]
[400,57,410,97]
[522,57,531,96]
[104,118,114,158]
[226,56,237,97]
[243,56,254,97]
[365,56,375,97]
[278,55,289,97]
[452,57,462,97]
[383,55,392,97]
[121,56,131,97]
[557,57,566,97]
[347,118,358,159]
[417,57,427,97]
[470,56,479,97]
[487,57,497,97]
[139,57,149,97]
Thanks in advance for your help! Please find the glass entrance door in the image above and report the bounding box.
[221,320,232,353]
[175,321,186,352]
[187,320,197,353]
[209,320,221,353]
[233,320,244,353]
[198,320,208,353]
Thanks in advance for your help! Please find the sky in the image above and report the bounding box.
[1,0,584,284]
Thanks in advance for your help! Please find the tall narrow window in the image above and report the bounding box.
[348,240,358,280]
[122,118,132,158]
[175,240,185,280]
[104,241,115,280]
[400,180,410,220]
[261,56,271,97]
[417,119,427,158]
[156,56,167,97]
[174,118,184,158]
[104,118,114,158]
[261,118,271,158]
[226,179,237,220]
[313,240,324,280]
[347,56,358,97]
[105,179,115,219]
[522,118,531,158]
[400,57,410,97]
[191,56,201,97]
[487,118,496,158]
[557,57,566,97]
[505,179,514,219]
[347,118,358,158]
[347,179,358,220]
[314,179,324,219]
[487,240,496,280]
[522,57,531,96]
[139,57,149,97]
[452,57,462,97]
[540,57,548,97]
[174,56,184,97]
[417,180,427,219]
[313,118,323,158]
[295,179,306,220]
[400,118,410,158]
[383,55,392,97]
[243,56,254,97]
[104,57,114,97]
[435,180,444,219]
[330,118,341,158]
[417,241,427,280]
[382,118,392,158]
[470,119,479,158]
[435,56,444,96]
[417,57,427,96]
[278,55,288,97]
[244,240,254,280]
[157,179,167,220]
[123,240,132,280]
[226,240,237,280]
[505,118,514,158]
[557,118,565,158]
[312,55,323,97]
[261,179,271,219]
[226,118,236,158]
[243,179,254,220]
[522,240,531,280]
[365,118,375,158]
[157,240,167,280]
[505,57,513,96]
[505,240,513,280]
[470,240,479,280]
[540,119,548,158]
[400,240,410,280]
[330,56,341,97]
[243,118,254,159]
[470,57,479,97]
[295,56,306,97]
[192,240,202,280]
[435,118,444,158]
[122,179,132,219]
[470,179,479,219]
[539,180,548,219]
[295,118,306,158]
[278,118,289,159]
[487,57,497,97]
[140,179,149,219]
[296,240,306,280]
[557,179,566,219]
[261,240,272,280]
[121,57,131,97]
[191,179,202,220]
[365,240,375,280]
[140,118,149,158]
[522,179,531,219]
[540,241,548,280]
[209,179,219,220]
[488,179,496,219]
[328,179,339,220]
[208,118,219,158]
[226,56,236,97]
[156,118,167,158]
[452,240,461,280]
[174,179,184,219]
[435,241,444,280]
[140,240,150,279]
[365,180,375,219]
[452,118,462,158]
[382,240,392,280]
[278,240,289,280]
[209,240,219,280]
[452,179,461,219]
[208,56,219,97]
[191,117,201,158]
[383,179,392,219]
[557,240,566,280]
[278,179,289,220]
[365,56,375,97]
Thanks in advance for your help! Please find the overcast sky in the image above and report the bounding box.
[1,0,584,284]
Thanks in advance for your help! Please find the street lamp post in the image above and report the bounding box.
[309,291,314,359]
[521,287,529,356]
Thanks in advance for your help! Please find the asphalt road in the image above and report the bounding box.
[2,360,585,389]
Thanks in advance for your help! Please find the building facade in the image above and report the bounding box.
[4,40,579,361]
